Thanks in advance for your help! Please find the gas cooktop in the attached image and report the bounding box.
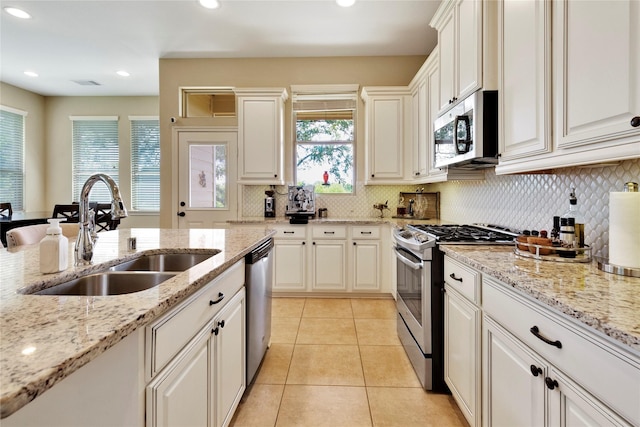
[406,224,518,244]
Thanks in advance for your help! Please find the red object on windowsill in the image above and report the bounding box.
[322,171,329,185]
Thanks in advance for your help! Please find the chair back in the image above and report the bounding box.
[52,204,80,223]
[0,203,12,217]
[6,223,78,248]
[93,203,120,232]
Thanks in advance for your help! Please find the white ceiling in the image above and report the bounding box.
[0,0,441,97]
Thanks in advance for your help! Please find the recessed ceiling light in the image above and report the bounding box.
[336,0,356,7]
[4,7,31,19]
[116,70,130,77]
[198,0,220,9]
[24,71,38,77]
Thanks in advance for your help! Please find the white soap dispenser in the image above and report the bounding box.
[40,218,69,274]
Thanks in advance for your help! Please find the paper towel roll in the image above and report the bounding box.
[609,192,640,268]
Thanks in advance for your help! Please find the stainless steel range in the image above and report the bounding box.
[393,224,517,392]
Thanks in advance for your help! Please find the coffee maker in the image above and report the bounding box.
[264,190,275,217]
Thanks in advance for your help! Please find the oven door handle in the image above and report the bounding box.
[394,247,423,270]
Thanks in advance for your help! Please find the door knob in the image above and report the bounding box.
[177,211,186,217]
[180,201,186,207]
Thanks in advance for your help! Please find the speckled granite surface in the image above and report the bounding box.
[440,245,640,353]
[0,227,274,419]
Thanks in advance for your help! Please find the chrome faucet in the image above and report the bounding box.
[75,173,128,265]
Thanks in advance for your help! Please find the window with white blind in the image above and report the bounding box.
[71,116,119,203]
[130,117,160,211]
[0,106,26,211]
[292,85,357,194]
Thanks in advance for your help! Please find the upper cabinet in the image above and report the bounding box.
[496,0,640,174]
[552,0,640,149]
[431,0,495,114]
[497,0,552,161]
[361,87,412,184]
[235,88,288,185]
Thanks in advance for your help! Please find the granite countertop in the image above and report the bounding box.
[0,227,275,419]
[228,216,443,226]
[440,245,640,354]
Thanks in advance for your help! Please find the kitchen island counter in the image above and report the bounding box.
[440,245,640,353]
[0,227,275,419]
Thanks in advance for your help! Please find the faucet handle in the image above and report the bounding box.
[88,208,98,240]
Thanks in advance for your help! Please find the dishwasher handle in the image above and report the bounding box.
[246,238,274,264]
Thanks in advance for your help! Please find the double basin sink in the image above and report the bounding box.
[34,251,219,296]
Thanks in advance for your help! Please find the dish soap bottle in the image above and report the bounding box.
[40,218,69,274]
[561,187,585,247]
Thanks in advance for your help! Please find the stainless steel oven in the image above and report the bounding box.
[394,230,446,392]
[393,224,517,392]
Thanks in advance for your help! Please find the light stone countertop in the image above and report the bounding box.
[0,227,275,419]
[440,245,640,354]
[228,216,444,226]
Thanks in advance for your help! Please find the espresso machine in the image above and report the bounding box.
[264,190,275,217]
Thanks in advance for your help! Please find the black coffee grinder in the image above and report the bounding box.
[264,190,275,217]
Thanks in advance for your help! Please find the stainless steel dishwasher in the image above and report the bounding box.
[245,238,274,384]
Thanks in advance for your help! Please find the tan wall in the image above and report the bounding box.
[43,96,159,228]
[158,56,427,226]
[1,82,46,212]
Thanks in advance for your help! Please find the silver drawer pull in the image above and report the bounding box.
[530,325,562,349]
[449,273,463,282]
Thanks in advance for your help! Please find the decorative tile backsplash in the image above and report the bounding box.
[243,158,639,258]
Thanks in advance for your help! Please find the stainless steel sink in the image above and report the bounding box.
[35,272,177,296]
[109,252,218,272]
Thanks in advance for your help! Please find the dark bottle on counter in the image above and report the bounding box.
[551,216,560,241]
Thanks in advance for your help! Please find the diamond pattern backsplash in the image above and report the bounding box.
[242,158,639,259]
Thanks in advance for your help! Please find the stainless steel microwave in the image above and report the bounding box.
[433,90,498,169]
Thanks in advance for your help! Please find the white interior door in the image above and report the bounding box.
[178,130,238,228]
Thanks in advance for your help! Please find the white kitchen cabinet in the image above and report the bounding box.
[411,69,429,179]
[270,224,389,295]
[444,256,481,427]
[147,288,245,427]
[497,0,552,161]
[483,315,547,427]
[431,0,483,112]
[213,289,246,427]
[272,226,307,292]
[361,87,412,184]
[482,276,639,426]
[146,261,246,427]
[235,88,288,185]
[496,0,640,174]
[552,0,640,151]
[147,327,210,427]
[350,226,381,292]
[311,226,347,291]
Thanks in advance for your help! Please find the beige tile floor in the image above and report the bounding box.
[230,297,468,427]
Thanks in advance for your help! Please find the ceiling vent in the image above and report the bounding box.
[72,80,101,86]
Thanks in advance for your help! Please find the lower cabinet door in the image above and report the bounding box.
[312,241,346,290]
[547,368,632,427]
[444,286,480,427]
[146,331,210,427]
[213,289,246,427]
[483,315,546,427]
[352,240,380,291]
[273,240,307,291]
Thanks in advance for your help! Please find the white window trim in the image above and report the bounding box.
[1,105,28,117]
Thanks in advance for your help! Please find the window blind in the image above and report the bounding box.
[71,117,119,203]
[0,107,26,211]
[130,118,160,211]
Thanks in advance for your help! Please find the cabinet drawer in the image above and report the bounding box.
[146,260,244,380]
[312,226,347,239]
[273,226,307,239]
[483,277,640,424]
[350,226,380,239]
[444,256,479,304]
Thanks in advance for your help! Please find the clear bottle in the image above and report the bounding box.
[40,218,69,273]
[561,187,585,247]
